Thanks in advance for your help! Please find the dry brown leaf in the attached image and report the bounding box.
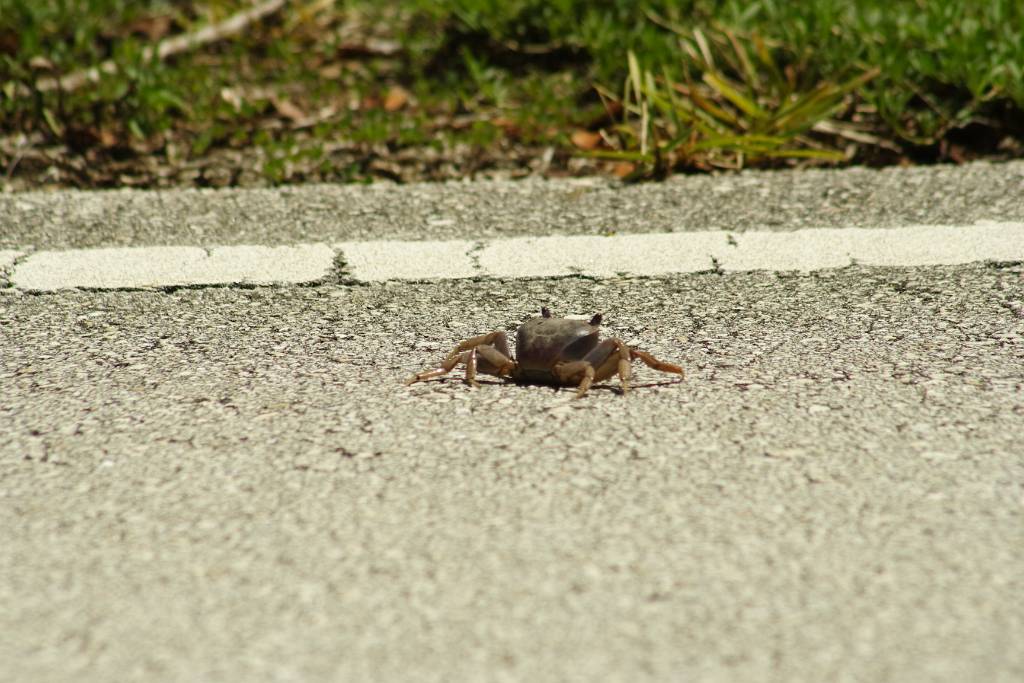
[28,55,55,71]
[272,97,307,122]
[126,15,173,41]
[384,86,410,112]
[99,128,119,148]
[490,117,520,136]
[319,63,344,80]
[0,29,20,56]
[571,130,603,150]
[612,161,636,177]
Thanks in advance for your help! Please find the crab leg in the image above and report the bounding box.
[444,331,516,376]
[446,331,507,359]
[405,348,480,387]
[475,344,515,377]
[553,360,597,398]
[556,338,631,398]
[631,349,684,377]
[406,330,516,386]
[581,338,633,393]
[558,340,683,397]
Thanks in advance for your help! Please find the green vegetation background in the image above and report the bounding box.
[1,0,1022,184]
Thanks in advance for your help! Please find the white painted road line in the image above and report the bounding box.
[343,222,1024,281]
[476,232,727,278]
[715,223,1024,271]
[338,239,478,282]
[5,223,1023,291]
[11,244,334,291]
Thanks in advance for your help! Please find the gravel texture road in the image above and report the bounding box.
[3,268,1023,682]
[2,161,1023,682]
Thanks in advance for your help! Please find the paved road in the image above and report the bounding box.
[2,162,1023,682]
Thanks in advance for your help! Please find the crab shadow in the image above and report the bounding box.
[413,376,684,396]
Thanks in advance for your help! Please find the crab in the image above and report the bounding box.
[405,307,684,397]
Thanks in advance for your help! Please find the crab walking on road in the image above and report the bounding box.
[406,307,684,398]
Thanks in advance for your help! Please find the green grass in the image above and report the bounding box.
[1,0,1022,186]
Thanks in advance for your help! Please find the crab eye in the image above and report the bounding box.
[589,313,603,326]
[541,307,552,318]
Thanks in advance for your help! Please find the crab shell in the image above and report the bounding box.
[513,313,604,383]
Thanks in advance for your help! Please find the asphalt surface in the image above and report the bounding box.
[2,162,1024,682]
[3,160,1024,250]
